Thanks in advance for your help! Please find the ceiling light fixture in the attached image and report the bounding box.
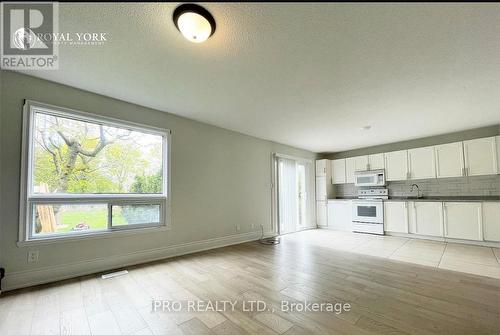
[173,4,216,43]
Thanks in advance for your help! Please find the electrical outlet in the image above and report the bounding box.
[235,224,241,232]
[251,223,255,229]
[27,250,39,263]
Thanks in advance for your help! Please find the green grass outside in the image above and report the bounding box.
[57,209,126,233]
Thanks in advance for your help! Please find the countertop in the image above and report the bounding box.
[329,196,500,202]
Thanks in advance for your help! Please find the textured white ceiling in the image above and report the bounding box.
[20,3,500,153]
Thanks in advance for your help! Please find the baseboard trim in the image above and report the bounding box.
[3,231,261,292]
[385,232,500,248]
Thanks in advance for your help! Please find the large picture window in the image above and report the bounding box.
[19,101,170,243]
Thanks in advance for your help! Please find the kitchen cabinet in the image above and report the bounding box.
[384,150,408,181]
[346,156,369,183]
[408,201,443,237]
[315,176,327,201]
[497,136,500,172]
[384,201,408,233]
[408,146,436,180]
[368,153,385,170]
[316,160,333,201]
[482,202,500,242]
[327,200,352,231]
[316,159,328,177]
[331,159,346,184]
[316,201,328,227]
[463,137,498,176]
[435,142,465,178]
[443,202,482,241]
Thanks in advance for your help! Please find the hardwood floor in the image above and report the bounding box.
[1,230,499,334]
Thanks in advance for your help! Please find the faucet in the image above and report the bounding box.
[410,184,422,198]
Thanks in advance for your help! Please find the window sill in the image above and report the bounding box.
[17,224,171,247]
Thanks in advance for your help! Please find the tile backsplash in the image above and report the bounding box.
[334,175,500,198]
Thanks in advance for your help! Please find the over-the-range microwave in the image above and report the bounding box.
[354,169,386,187]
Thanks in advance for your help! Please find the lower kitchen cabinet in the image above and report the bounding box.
[482,202,500,242]
[408,201,444,237]
[316,201,328,227]
[384,201,408,233]
[327,200,352,231]
[443,202,482,241]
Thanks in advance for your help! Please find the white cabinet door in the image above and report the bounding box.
[327,200,352,231]
[409,202,443,237]
[384,150,408,181]
[482,202,500,242]
[443,202,482,241]
[463,137,498,176]
[316,201,328,227]
[315,176,327,201]
[408,146,436,180]
[368,153,385,170]
[346,156,369,183]
[497,136,500,172]
[316,159,328,177]
[435,142,465,178]
[384,201,408,233]
[331,159,346,184]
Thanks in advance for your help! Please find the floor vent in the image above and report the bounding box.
[101,270,128,279]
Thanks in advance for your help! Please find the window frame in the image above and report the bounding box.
[18,100,171,245]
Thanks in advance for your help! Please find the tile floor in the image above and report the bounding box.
[285,229,500,279]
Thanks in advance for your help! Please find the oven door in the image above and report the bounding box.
[352,200,383,224]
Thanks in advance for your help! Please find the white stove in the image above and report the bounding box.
[352,188,387,235]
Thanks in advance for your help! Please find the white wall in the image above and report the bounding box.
[0,70,316,290]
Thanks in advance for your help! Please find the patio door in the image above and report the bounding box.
[276,156,314,234]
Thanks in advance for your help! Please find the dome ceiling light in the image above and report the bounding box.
[173,3,216,43]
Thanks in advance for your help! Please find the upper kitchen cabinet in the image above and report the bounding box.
[463,137,498,176]
[443,202,482,241]
[331,159,346,184]
[497,136,500,172]
[384,150,408,181]
[408,146,436,180]
[315,159,329,177]
[435,142,465,178]
[368,153,385,170]
[346,156,369,183]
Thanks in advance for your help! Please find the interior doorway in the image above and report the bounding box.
[274,155,314,235]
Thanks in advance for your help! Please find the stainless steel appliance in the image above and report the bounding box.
[354,169,386,187]
[352,188,388,235]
